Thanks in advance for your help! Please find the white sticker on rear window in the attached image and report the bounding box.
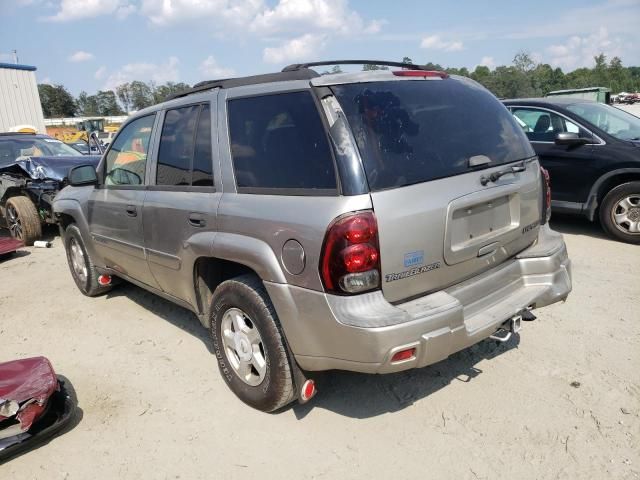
[44,139,62,143]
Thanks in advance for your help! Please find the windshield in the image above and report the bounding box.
[0,137,83,162]
[566,103,640,141]
[331,78,534,190]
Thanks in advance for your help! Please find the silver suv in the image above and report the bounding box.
[54,61,572,412]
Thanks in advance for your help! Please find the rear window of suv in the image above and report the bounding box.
[331,78,535,191]
[227,91,337,193]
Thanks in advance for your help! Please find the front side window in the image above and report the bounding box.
[227,91,336,191]
[512,108,588,142]
[105,114,155,186]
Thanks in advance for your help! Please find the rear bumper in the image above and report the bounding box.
[266,225,572,374]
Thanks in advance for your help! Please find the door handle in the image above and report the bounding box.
[126,205,137,217]
[188,213,206,228]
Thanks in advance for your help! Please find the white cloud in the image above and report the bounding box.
[103,56,180,91]
[94,66,107,79]
[199,56,235,78]
[68,50,94,62]
[547,27,624,70]
[479,56,495,69]
[45,0,133,22]
[263,33,326,64]
[420,35,464,52]
[250,0,382,36]
[39,76,53,85]
[140,0,263,27]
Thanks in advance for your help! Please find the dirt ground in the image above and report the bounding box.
[1,216,638,480]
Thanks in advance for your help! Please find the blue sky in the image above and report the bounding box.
[1,0,638,95]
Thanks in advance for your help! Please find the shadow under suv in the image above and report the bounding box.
[54,61,572,412]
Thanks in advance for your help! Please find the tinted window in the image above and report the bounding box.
[228,91,336,190]
[512,108,589,142]
[332,79,534,191]
[192,104,214,186]
[566,102,640,141]
[157,105,199,186]
[105,114,155,186]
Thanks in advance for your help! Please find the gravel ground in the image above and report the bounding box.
[1,217,638,480]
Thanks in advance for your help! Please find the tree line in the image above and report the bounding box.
[38,81,191,118]
[38,52,640,118]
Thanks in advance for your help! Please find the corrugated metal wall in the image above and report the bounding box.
[0,67,46,133]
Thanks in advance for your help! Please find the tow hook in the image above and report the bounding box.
[489,315,522,343]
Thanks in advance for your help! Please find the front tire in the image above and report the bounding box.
[210,274,295,412]
[599,182,640,244]
[5,196,42,246]
[64,224,112,296]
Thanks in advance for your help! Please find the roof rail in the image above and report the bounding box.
[167,68,320,101]
[282,60,428,72]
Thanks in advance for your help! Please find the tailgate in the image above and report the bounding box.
[372,160,542,303]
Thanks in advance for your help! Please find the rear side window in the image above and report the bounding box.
[105,114,155,186]
[227,91,336,192]
[157,105,199,186]
[331,78,535,191]
[156,104,214,187]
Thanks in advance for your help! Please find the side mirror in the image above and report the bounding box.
[555,132,591,146]
[68,164,98,187]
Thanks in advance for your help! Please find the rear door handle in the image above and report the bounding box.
[188,213,206,228]
[126,205,137,217]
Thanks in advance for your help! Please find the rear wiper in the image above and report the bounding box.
[480,162,526,186]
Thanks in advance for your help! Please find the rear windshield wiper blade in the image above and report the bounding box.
[480,162,526,186]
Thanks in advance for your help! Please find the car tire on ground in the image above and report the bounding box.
[599,181,640,244]
[5,196,42,246]
[64,224,113,296]
[210,274,295,412]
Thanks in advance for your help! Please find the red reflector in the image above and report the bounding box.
[98,274,112,286]
[391,348,416,362]
[393,70,449,78]
[301,379,316,402]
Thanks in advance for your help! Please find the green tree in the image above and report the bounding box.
[320,66,343,76]
[96,90,124,115]
[151,81,191,103]
[116,83,133,113]
[76,91,99,116]
[38,84,76,117]
[128,81,153,111]
[402,57,413,65]
[362,64,389,71]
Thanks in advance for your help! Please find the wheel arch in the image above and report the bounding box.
[191,233,287,326]
[585,168,640,221]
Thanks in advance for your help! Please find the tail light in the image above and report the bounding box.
[540,166,551,224]
[320,210,381,295]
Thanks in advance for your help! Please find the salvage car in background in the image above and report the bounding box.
[0,132,100,245]
[504,98,640,243]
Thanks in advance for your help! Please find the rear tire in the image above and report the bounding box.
[5,196,42,246]
[599,182,640,244]
[64,224,112,296]
[210,274,295,412]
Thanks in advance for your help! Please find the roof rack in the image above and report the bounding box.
[0,131,37,136]
[167,68,320,101]
[282,60,428,72]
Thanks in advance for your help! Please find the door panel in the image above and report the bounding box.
[511,107,597,203]
[143,191,220,301]
[88,188,159,287]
